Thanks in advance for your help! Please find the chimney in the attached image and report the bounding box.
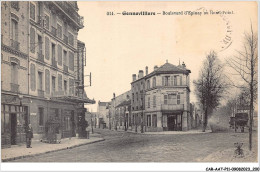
[132,74,136,82]
[113,93,116,98]
[154,65,158,71]
[182,62,186,68]
[138,70,144,79]
[145,66,148,75]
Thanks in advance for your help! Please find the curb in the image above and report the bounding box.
[2,138,105,162]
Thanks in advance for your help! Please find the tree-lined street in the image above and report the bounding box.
[12,129,257,162]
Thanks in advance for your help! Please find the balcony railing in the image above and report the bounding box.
[10,39,20,51]
[161,104,184,111]
[10,83,19,93]
[63,65,68,73]
[51,26,57,37]
[38,89,45,98]
[37,52,44,62]
[63,34,68,44]
[54,2,84,28]
[51,59,57,68]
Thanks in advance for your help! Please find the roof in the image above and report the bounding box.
[116,99,131,108]
[131,62,191,84]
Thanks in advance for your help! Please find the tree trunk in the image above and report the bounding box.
[202,107,208,132]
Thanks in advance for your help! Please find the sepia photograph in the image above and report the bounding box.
[0,0,259,171]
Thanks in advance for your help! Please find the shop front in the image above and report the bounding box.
[162,112,183,131]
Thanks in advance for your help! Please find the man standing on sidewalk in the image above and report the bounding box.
[26,124,33,148]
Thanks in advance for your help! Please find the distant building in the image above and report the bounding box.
[97,101,110,128]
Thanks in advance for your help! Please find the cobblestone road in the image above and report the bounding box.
[11,129,257,162]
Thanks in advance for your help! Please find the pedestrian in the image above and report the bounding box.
[26,124,33,148]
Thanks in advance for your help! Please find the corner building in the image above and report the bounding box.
[1,2,94,147]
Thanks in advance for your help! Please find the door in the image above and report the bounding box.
[10,113,17,145]
[167,115,176,131]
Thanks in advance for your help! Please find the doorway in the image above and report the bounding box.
[10,113,17,145]
[167,115,176,131]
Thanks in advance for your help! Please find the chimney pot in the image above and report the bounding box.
[145,66,148,75]
[132,74,136,82]
[138,70,144,79]
[154,65,158,71]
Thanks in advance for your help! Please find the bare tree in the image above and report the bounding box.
[194,51,228,132]
[227,25,258,151]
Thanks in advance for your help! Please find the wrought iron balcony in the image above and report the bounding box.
[63,64,68,73]
[63,34,68,44]
[38,89,45,98]
[10,83,19,93]
[51,59,57,68]
[10,39,20,51]
[51,26,57,37]
[37,52,44,62]
[161,104,184,111]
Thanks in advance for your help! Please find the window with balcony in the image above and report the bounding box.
[37,35,44,62]
[147,115,151,127]
[30,63,36,91]
[52,76,56,92]
[38,107,44,126]
[30,2,35,21]
[30,27,35,53]
[11,62,19,93]
[152,114,157,127]
[45,69,50,94]
[45,36,49,60]
[11,19,19,50]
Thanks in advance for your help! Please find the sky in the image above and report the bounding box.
[77,1,258,112]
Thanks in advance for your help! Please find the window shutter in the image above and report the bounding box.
[30,63,35,91]
[45,37,49,60]
[58,74,62,91]
[45,69,50,94]
[30,27,35,53]
[58,45,62,66]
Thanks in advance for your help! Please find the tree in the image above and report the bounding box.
[194,51,228,132]
[227,25,258,151]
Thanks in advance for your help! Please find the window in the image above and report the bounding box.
[30,2,35,20]
[69,52,74,71]
[57,24,62,38]
[52,43,56,61]
[45,37,50,60]
[68,32,74,46]
[30,27,35,53]
[38,35,42,55]
[38,71,43,90]
[147,115,151,127]
[63,50,67,66]
[162,76,170,86]
[11,2,19,11]
[57,45,62,66]
[64,80,67,94]
[148,97,150,108]
[170,76,174,86]
[45,69,50,94]
[174,76,177,86]
[30,63,36,91]
[11,19,18,43]
[177,94,181,104]
[153,95,156,107]
[164,95,167,105]
[147,80,150,89]
[152,114,157,127]
[168,94,177,104]
[69,78,74,96]
[152,77,156,87]
[11,62,18,85]
[58,74,62,91]
[52,76,56,92]
[180,76,182,86]
[132,93,134,103]
[38,107,44,126]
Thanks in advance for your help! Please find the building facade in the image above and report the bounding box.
[131,61,191,132]
[97,101,110,128]
[1,1,94,147]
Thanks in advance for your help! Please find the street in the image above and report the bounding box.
[11,129,257,162]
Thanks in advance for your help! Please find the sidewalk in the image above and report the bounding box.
[1,134,105,162]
